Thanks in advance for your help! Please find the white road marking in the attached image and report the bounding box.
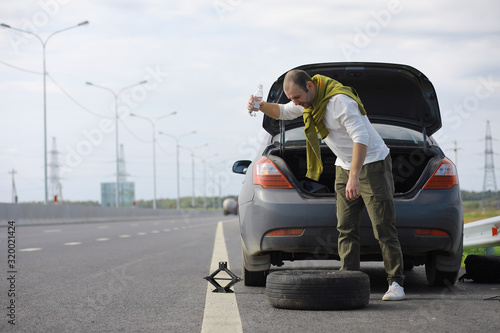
[20,248,42,252]
[151,230,160,234]
[43,229,61,233]
[163,229,171,232]
[201,221,243,333]
[119,235,131,238]
[97,226,109,229]
[64,242,82,246]
[96,238,109,241]
[137,232,147,236]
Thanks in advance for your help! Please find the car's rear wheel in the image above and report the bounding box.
[425,254,459,286]
[243,262,268,286]
[266,270,370,310]
[425,239,463,286]
[240,237,270,286]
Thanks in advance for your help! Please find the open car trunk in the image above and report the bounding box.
[266,142,442,196]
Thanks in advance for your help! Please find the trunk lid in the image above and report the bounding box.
[263,62,441,137]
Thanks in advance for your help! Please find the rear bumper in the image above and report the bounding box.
[239,185,463,260]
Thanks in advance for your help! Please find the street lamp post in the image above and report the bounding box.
[179,144,208,209]
[200,154,218,210]
[86,80,147,207]
[158,131,196,210]
[207,160,226,210]
[1,21,89,204]
[129,112,177,209]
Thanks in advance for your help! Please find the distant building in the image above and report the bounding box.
[101,144,135,207]
[101,182,135,207]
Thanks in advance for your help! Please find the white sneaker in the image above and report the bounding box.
[382,282,405,301]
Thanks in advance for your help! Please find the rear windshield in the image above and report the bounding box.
[373,124,425,145]
[273,123,426,146]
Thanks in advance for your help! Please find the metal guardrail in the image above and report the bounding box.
[0,202,218,226]
[463,215,500,250]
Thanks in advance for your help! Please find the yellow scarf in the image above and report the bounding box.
[303,75,367,181]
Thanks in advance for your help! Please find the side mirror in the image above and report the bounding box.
[232,160,251,174]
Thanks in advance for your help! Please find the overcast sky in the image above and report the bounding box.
[1,0,499,204]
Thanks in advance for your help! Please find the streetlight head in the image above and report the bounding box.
[172,111,178,115]
[139,80,148,85]
[0,23,11,29]
[78,21,89,26]
[129,113,136,117]
[85,81,93,86]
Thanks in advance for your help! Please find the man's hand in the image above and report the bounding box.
[248,95,262,111]
[346,175,361,201]
[345,142,367,201]
[247,96,281,119]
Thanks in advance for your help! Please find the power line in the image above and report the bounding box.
[47,74,113,119]
[0,59,43,75]
[119,118,150,143]
[0,58,113,119]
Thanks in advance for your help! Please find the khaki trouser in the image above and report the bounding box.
[335,154,405,286]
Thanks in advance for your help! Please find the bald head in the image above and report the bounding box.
[284,69,312,93]
[283,69,316,108]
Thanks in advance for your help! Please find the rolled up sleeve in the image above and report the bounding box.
[278,101,304,120]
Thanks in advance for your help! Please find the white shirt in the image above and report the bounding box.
[278,94,389,170]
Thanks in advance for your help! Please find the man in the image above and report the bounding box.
[247,69,405,301]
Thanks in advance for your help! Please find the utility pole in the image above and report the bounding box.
[481,120,498,209]
[9,169,18,203]
[452,140,460,166]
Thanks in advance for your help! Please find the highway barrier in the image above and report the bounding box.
[0,203,217,226]
[463,215,500,255]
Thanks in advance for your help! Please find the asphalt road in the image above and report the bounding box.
[1,213,499,333]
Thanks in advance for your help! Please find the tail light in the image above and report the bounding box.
[266,229,305,237]
[423,158,459,190]
[414,229,449,237]
[253,157,293,189]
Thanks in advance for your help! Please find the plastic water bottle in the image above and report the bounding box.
[249,84,263,117]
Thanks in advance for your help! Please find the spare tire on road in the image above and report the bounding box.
[266,270,370,310]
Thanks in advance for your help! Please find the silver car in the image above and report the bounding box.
[233,62,463,287]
